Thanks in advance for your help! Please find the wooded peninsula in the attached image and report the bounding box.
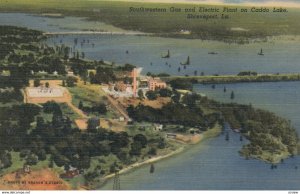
[0,26,298,189]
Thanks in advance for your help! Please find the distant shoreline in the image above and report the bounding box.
[161,73,300,84]
[95,0,300,8]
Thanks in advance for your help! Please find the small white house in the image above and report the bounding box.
[154,124,163,131]
[67,71,74,76]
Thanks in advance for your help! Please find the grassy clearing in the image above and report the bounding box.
[67,85,105,107]
[256,150,290,164]
[0,153,61,176]
[201,124,222,139]
[68,83,118,118]
[60,102,81,120]
[0,152,24,176]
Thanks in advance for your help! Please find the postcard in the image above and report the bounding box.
[0,0,300,191]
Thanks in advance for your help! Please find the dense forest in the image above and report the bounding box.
[0,101,165,176]
[0,25,298,178]
[128,90,299,163]
[0,26,157,178]
[219,103,298,162]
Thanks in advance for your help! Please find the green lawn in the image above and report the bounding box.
[68,86,104,107]
[67,85,118,118]
[60,102,81,121]
[0,153,61,176]
[0,152,25,176]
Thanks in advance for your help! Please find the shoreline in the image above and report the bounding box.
[100,0,300,8]
[161,73,300,84]
[94,144,187,189]
[94,124,222,189]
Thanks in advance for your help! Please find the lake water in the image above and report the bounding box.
[47,34,300,76]
[1,13,300,76]
[101,81,300,190]
[1,12,300,190]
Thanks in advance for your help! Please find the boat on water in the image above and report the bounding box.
[258,48,264,56]
[162,50,170,58]
[150,164,155,173]
[180,56,190,65]
[208,52,218,55]
[233,128,241,133]
[225,132,229,141]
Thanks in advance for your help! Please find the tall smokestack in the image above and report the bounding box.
[132,68,137,98]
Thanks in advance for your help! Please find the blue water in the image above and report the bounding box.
[101,81,300,190]
[1,13,300,75]
[47,34,300,76]
[1,12,300,190]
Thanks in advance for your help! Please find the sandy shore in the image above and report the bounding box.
[95,124,222,189]
[102,145,186,181]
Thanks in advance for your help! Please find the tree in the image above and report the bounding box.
[43,101,61,113]
[133,134,148,148]
[159,88,172,97]
[37,149,47,161]
[130,141,142,156]
[78,101,83,110]
[194,70,198,76]
[53,154,69,167]
[62,80,66,87]
[87,118,100,132]
[148,147,157,155]
[182,93,201,108]
[169,79,192,90]
[45,82,49,88]
[0,152,12,169]
[109,164,116,173]
[158,138,166,149]
[66,76,77,87]
[26,154,38,165]
[34,79,40,87]
[138,89,144,100]
[64,164,70,171]
[35,116,45,132]
[171,91,181,103]
[78,155,91,169]
[49,155,54,168]
[52,106,63,128]
[146,90,158,100]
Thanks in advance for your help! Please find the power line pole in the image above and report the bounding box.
[113,170,120,190]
